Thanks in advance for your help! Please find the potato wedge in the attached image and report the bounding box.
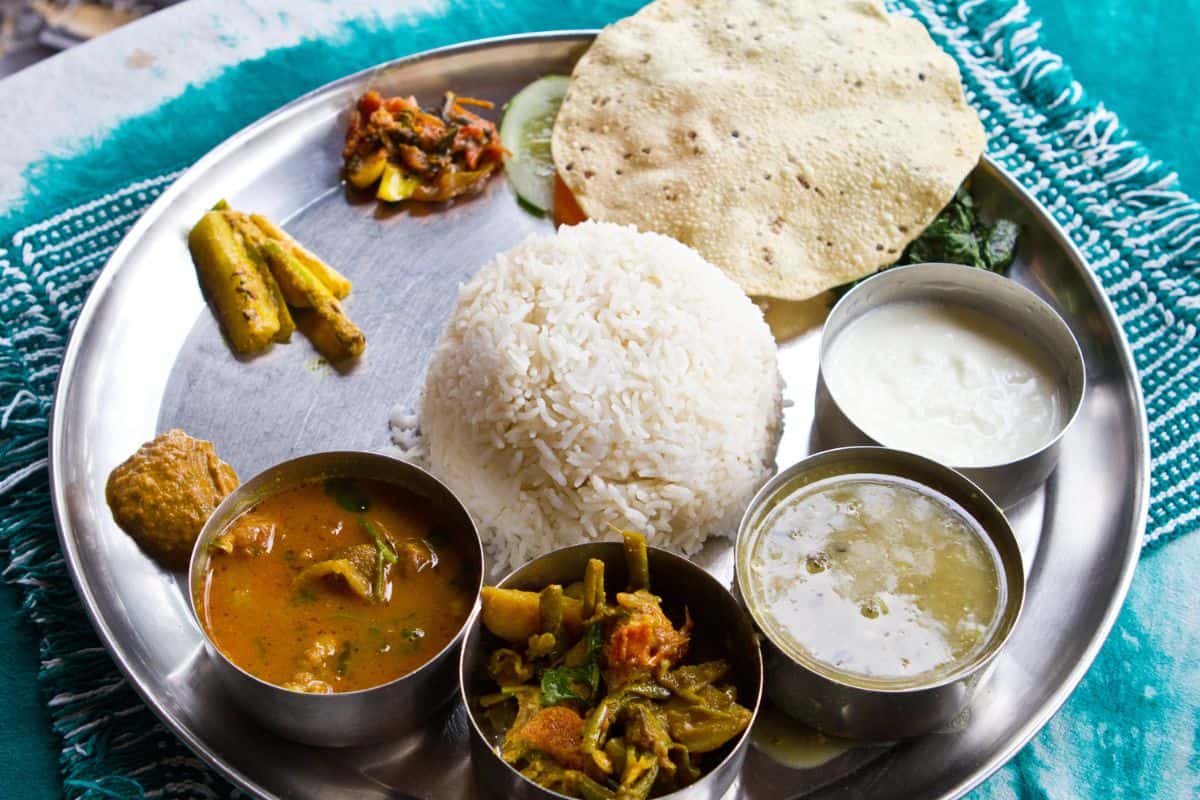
[346,149,387,189]
[480,586,584,643]
[377,163,419,203]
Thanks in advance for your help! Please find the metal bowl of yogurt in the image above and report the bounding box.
[813,262,1086,507]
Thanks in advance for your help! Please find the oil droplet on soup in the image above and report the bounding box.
[745,475,1003,688]
[196,477,475,693]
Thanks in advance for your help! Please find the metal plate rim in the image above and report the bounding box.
[931,160,1149,799]
[47,31,1150,800]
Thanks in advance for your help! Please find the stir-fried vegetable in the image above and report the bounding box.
[476,532,752,799]
[188,209,292,354]
[480,586,586,643]
[343,89,507,204]
[187,202,364,361]
[582,558,606,619]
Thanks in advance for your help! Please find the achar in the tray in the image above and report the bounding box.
[343,90,507,203]
[187,202,365,361]
[106,429,239,569]
[195,476,474,693]
[476,532,753,799]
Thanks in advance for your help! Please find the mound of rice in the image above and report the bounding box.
[418,221,783,570]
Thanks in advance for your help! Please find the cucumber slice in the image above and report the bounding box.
[500,75,570,214]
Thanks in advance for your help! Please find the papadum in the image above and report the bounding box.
[551,0,986,300]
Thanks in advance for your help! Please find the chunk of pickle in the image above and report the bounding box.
[376,163,419,202]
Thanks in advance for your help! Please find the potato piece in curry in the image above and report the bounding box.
[476,532,752,800]
[195,476,476,693]
[105,429,239,570]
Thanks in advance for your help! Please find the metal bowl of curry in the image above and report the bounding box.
[459,534,763,800]
[188,451,483,747]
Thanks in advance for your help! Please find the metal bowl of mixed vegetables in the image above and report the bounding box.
[459,532,762,800]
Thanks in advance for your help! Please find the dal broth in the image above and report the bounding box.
[196,477,475,693]
[745,475,1003,689]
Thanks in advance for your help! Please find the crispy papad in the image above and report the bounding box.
[551,0,986,300]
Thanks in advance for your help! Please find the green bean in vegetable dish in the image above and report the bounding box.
[475,532,753,799]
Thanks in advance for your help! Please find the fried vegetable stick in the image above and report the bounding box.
[228,216,295,342]
[581,684,671,754]
[187,211,283,354]
[261,240,365,361]
[248,214,352,301]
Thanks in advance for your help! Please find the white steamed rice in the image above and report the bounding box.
[409,221,782,571]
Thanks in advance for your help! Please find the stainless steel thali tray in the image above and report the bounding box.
[49,32,1148,800]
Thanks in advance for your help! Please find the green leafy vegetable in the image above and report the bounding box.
[541,623,603,707]
[835,187,1020,297]
[293,587,318,605]
[336,641,353,677]
[983,219,1020,272]
[360,518,398,600]
[899,187,1018,272]
[324,477,372,512]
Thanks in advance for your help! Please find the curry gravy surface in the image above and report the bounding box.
[745,475,1003,689]
[196,478,473,693]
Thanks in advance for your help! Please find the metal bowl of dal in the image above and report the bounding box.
[813,262,1086,508]
[187,451,483,747]
[734,446,1025,741]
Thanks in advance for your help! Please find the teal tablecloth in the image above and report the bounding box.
[1,0,1197,797]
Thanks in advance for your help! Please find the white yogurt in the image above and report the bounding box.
[823,301,1065,467]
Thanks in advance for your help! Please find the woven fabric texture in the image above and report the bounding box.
[0,0,1195,797]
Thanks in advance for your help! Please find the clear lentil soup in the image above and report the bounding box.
[744,474,1004,689]
[195,477,476,693]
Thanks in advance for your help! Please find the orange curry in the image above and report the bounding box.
[195,477,474,693]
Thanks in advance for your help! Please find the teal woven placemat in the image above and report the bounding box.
[0,1,1196,797]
